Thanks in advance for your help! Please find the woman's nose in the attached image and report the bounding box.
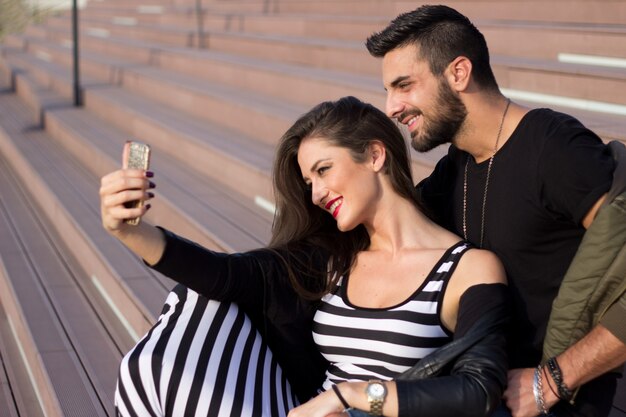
[311,181,328,207]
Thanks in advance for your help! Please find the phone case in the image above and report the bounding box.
[124,141,151,226]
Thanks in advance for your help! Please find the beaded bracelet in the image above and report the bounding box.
[542,363,560,400]
[533,366,550,415]
[546,357,574,403]
[332,384,350,410]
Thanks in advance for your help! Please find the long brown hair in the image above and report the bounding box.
[270,96,422,299]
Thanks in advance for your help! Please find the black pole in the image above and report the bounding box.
[195,0,204,48]
[72,0,81,106]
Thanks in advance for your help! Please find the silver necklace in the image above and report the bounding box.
[462,98,511,248]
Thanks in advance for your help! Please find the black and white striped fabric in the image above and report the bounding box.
[115,284,298,417]
[313,242,470,390]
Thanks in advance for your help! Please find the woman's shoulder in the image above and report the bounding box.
[454,247,507,288]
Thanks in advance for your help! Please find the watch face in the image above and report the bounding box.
[367,382,386,398]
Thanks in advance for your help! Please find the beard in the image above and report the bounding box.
[404,80,468,152]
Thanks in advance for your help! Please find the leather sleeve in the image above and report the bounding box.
[396,284,510,417]
[150,227,276,310]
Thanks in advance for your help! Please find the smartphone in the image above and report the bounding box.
[123,141,151,226]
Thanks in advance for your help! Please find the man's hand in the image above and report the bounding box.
[503,368,559,417]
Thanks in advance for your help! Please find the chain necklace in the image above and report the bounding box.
[462,98,511,248]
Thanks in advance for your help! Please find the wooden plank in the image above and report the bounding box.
[0,351,19,417]
[0,154,112,416]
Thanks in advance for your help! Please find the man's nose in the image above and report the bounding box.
[385,91,404,119]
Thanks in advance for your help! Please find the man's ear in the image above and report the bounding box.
[446,56,472,92]
[369,141,387,172]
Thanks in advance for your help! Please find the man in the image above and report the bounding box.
[366,5,626,417]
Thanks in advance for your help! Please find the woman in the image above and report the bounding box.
[101,96,509,417]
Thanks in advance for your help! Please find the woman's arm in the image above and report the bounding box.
[99,168,272,304]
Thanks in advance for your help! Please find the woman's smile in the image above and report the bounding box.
[325,197,343,218]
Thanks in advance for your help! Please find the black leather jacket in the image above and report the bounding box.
[396,292,509,417]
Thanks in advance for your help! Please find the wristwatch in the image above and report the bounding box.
[365,380,387,416]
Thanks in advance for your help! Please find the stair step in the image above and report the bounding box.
[0,120,113,417]
[0,349,20,417]
[2,50,282,199]
[0,89,161,343]
[44,104,273,248]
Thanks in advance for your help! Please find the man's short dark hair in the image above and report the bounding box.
[366,5,499,91]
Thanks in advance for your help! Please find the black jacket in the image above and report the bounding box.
[396,290,509,417]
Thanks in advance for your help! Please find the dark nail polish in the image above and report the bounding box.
[147,192,155,199]
[145,171,154,178]
[149,181,156,189]
[146,204,151,210]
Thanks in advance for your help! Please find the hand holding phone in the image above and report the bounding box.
[122,141,151,225]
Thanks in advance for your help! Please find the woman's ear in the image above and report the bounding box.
[369,141,386,172]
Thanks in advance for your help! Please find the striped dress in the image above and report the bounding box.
[115,284,298,417]
[313,242,470,389]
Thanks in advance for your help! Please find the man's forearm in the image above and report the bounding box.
[557,324,626,391]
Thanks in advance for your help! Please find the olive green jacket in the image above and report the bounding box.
[543,141,626,362]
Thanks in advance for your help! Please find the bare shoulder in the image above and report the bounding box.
[453,248,507,288]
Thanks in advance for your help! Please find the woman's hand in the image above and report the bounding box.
[99,168,154,236]
[99,167,165,265]
[288,389,346,417]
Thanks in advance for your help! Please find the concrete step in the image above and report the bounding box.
[76,6,167,25]
[0,85,164,346]
[266,0,396,16]
[3,34,625,189]
[0,270,50,417]
[1,34,27,50]
[1,51,278,202]
[3,44,303,147]
[34,16,194,47]
[14,31,383,107]
[160,12,385,41]
[493,55,626,106]
[43,102,274,250]
[39,9,626,70]
[0,98,118,417]
[19,37,144,85]
[408,0,626,25]
[8,29,626,147]
[35,13,626,101]
[0,70,284,398]
[0,330,22,417]
[478,19,626,61]
[4,58,274,246]
[80,0,178,12]
[3,38,441,182]
[38,17,376,73]
[1,35,444,182]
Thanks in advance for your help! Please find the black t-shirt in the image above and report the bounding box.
[418,109,614,368]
